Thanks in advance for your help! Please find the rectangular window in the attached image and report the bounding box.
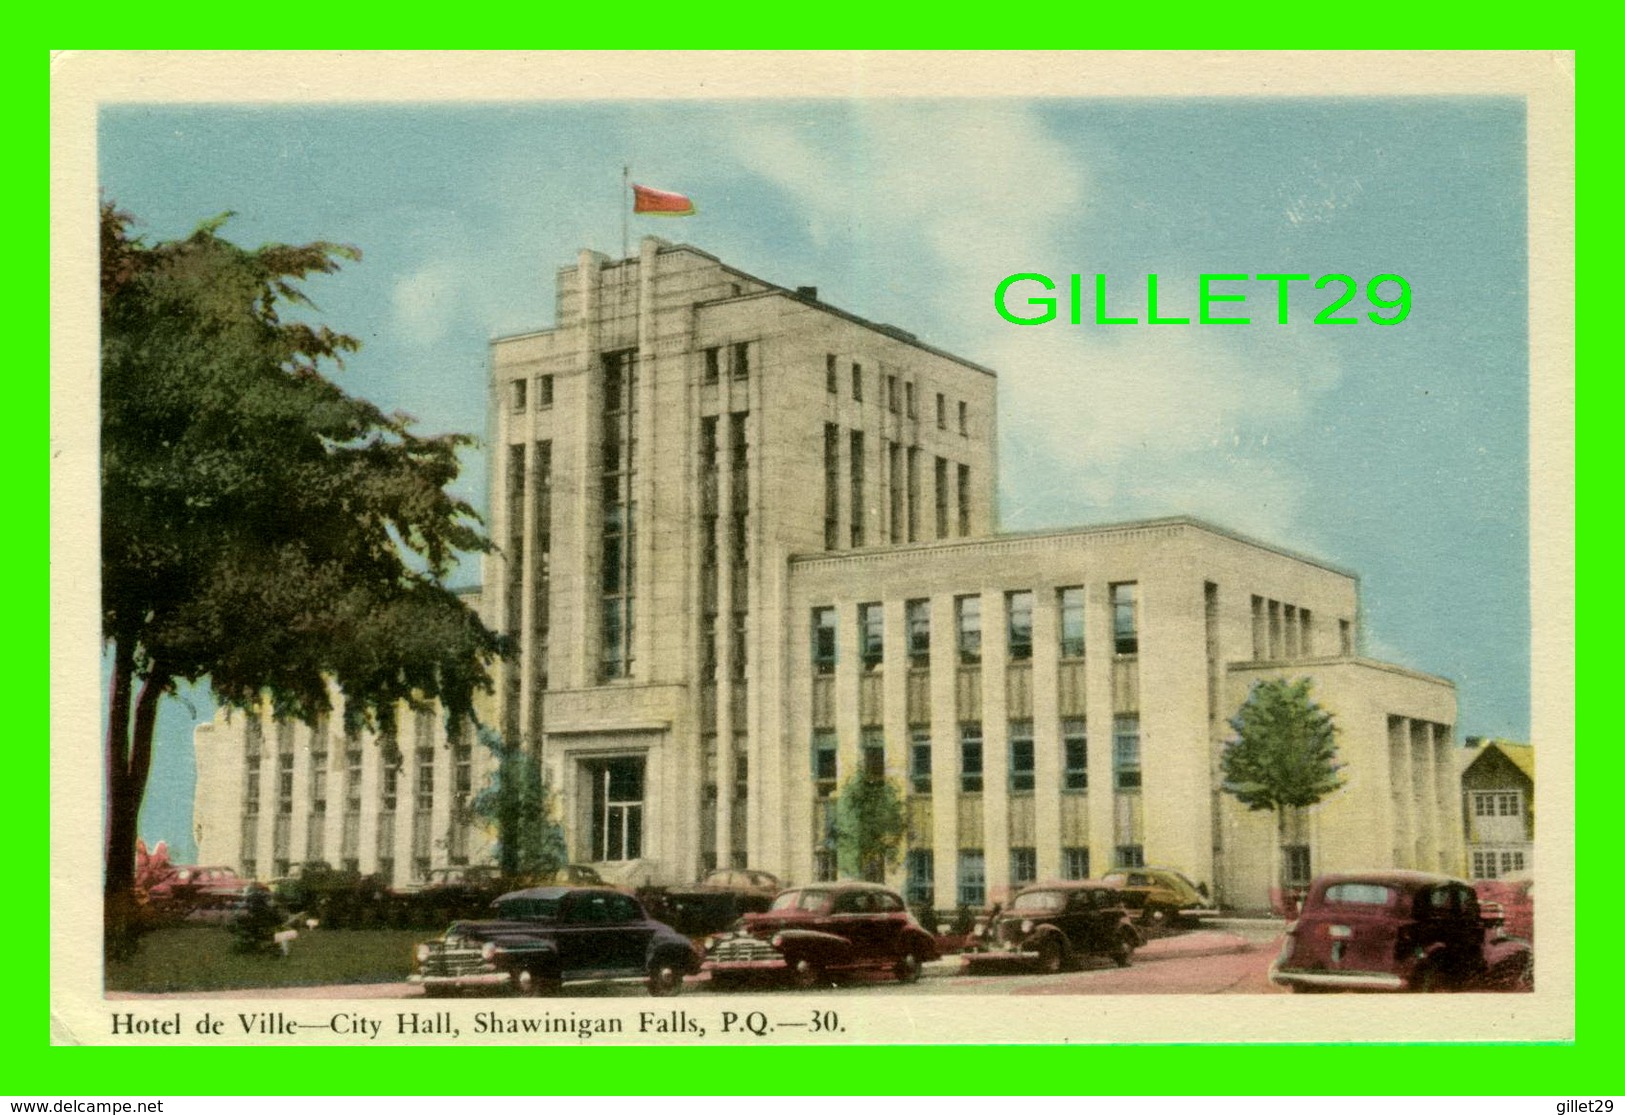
[906,447,919,543]
[958,850,986,908]
[1115,844,1146,869]
[887,373,899,413]
[956,594,982,665]
[1499,792,1522,817]
[1284,845,1312,887]
[1062,847,1090,881]
[1063,719,1088,791]
[936,392,947,429]
[1111,582,1139,655]
[243,756,261,815]
[703,346,720,384]
[277,753,294,815]
[958,399,968,435]
[849,430,866,547]
[862,727,885,780]
[909,728,933,794]
[1059,587,1085,659]
[1113,715,1141,790]
[382,761,398,813]
[905,381,917,418]
[934,456,949,538]
[415,747,434,812]
[814,848,838,883]
[730,613,748,680]
[823,423,840,551]
[1007,590,1033,661]
[957,463,971,535]
[811,607,837,674]
[1009,721,1035,793]
[906,598,931,667]
[1340,618,1353,655]
[812,731,838,798]
[454,740,472,798]
[852,362,863,401]
[731,341,750,380]
[906,849,935,907]
[888,441,903,543]
[826,353,837,393]
[537,374,553,408]
[511,377,527,413]
[960,723,984,793]
[311,761,328,813]
[1252,595,1267,660]
[1010,847,1037,889]
[859,602,884,671]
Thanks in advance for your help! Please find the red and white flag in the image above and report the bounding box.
[631,183,697,216]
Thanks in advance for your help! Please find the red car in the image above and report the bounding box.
[703,882,937,989]
[1269,870,1533,993]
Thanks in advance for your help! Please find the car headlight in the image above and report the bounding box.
[770,934,784,949]
[1021,919,1034,934]
[481,941,499,962]
[415,943,431,963]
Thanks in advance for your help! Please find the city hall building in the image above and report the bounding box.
[193,238,1461,910]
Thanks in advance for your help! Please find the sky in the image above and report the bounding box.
[97,96,1530,863]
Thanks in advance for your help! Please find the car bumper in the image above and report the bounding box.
[1268,964,1405,991]
[409,971,513,990]
[703,958,789,974]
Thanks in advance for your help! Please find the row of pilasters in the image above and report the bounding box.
[1385,715,1463,875]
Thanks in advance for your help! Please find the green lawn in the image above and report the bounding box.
[106,927,423,993]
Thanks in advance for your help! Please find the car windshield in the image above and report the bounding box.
[1322,883,1396,906]
[1010,891,1066,914]
[494,895,564,919]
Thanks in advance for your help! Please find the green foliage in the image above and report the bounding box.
[469,728,567,879]
[100,202,505,907]
[1221,677,1344,813]
[832,770,909,882]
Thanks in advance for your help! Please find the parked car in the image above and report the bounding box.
[272,861,389,928]
[1098,867,1218,926]
[967,882,1142,971]
[703,882,937,989]
[394,866,510,927]
[1474,873,1534,944]
[644,868,783,939]
[184,881,280,927]
[1269,870,1533,993]
[410,886,699,997]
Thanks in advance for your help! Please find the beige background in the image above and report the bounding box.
[49,49,1575,1046]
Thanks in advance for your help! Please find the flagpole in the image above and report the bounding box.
[622,165,629,260]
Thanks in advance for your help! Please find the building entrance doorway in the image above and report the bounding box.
[588,757,644,862]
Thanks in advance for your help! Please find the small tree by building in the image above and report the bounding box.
[469,728,567,879]
[832,770,909,882]
[1221,677,1343,908]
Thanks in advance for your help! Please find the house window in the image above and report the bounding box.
[957,464,971,535]
[589,757,644,862]
[1115,845,1145,869]
[1008,721,1035,793]
[1111,582,1139,655]
[907,598,931,667]
[849,430,865,546]
[311,761,328,813]
[812,731,837,798]
[859,602,884,671]
[826,353,837,393]
[957,399,968,435]
[909,728,932,794]
[1007,590,1033,661]
[1059,587,1085,658]
[934,456,949,538]
[956,594,981,665]
[277,753,294,815]
[852,362,863,401]
[1010,847,1037,889]
[936,392,947,429]
[1113,715,1141,790]
[511,377,527,413]
[887,374,899,413]
[1340,618,1353,655]
[244,756,261,816]
[1283,845,1312,887]
[823,423,840,550]
[1063,719,1088,791]
[731,341,750,380]
[1062,847,1090,881]
[905,381,916,418]
[730,613,748,680]
[960,723,984,793]
[1499,792,1522,817]
[704,347,720,384]
[538,374,554,407]
[862,727,886,780]
[814,848,838,882]
[811,607,837,674]
[958,850,986,908]
[454,740,472,797]
[906,849,934,907]
[381,761,398,812]
[415,747,435,813]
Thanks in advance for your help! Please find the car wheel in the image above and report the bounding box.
[894,952,922,984]
[1413,965,1449,993]
[1140,906,1169,931]
[648,961,685,997]
[1035,934,1065,975]
[790,958,824,990]
[1112,930,1135,968]
[517,967,562,997]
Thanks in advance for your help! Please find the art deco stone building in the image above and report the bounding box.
[193,238,1461,909]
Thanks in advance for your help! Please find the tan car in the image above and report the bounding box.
[1099,867,1219,927]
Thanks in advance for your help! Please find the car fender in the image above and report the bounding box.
[770,928,855,964]
[647,937,703,974]
[900,927,940,961]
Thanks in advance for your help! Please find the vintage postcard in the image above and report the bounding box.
[50,50,1574,1047]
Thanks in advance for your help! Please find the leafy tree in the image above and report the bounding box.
[468,728,567,878]
[1220,677,1344,901]
[100,203,505,944]
[832,769,909,882]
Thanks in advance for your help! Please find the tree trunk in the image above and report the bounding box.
[1272,808,1286,915]
[104,638,136,898]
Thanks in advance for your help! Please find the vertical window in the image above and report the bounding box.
[703,346,720,384]
[906,599,931,667]
[1063,719,1088,790]
[812,731,837,798]
[934,456,949,538]
[1010,847,1037,889]
[957,463,971,535]
[957,399,968,435]
[960,722,984,793]
[956,594,981,665]
[1113,715,1141,789]
[277,753,294,815]
[909,728,933,794]
[244,755,261,815]
[1062,847,1090,881]
[906,849,935,907]
[905,381,917,418]
[849,430,866,547]
[1115,844,1146,869]
[862,727,885,780]
[814,848,838,883]
[731,341,749,380]
[1283,845,1312,887]
[958,850,986,908]
[1008,721,1035,793]
[415,748,435,813]
[1283,604,1299,657]
[511,377,527,413]
[811,607,837,674]
[906,447,919,543]
[539,374,554,407]
[730,613,748,680]
[1111,582,1139,655]
[311,749,328,813]
[859,603,884,671]
[454,739,472,798]
[345,748,362,814]
[382,760,399,812]
[702,616,718,679]
[1007,590,1033,661]
[936,392,947,429]
[887,374,899,413]
[1340,618,1353,656]
[600,350,637,680]
[823,423,840,551]
[888,442,903,543]
[1252,595,1267,660]
[1268,599,1282,659]
[1059,587,1085,658]
[851,362,863,401]
[826,353,838,393]
[1299,608,1313,656]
